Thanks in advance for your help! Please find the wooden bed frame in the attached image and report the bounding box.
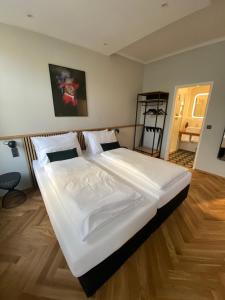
[78,185,190,297]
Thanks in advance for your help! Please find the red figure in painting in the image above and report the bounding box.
[58,78,80,107]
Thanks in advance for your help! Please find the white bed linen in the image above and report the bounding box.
[33,160,157,277]
[83,130,117,155]
[91,155,191,208]
[31,132,82,167]
[101,148,188,190]
[44,157,144,241]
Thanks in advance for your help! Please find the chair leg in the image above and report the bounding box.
[2,190,10,209]
[2,189,26,209]
[14,189,27,199]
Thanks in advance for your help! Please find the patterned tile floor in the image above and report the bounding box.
[169,149,195,168]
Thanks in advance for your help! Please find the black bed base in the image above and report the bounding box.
[78,185,190,297]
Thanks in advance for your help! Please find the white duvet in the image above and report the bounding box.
[101,148,188,190]
[44,157,144,241]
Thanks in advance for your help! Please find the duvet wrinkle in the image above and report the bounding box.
[44,157,145,241]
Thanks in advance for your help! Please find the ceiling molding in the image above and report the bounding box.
[117,53,145,64]
[144,35,225,65]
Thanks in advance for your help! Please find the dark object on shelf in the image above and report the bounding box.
[158,109,166,115]
[0,172,26,209]
[145,126,162,132]
[145,127,163,151]
[143,108,167,116]
[133,91,169,157]
[143,108,157,115]
[78,185,189,297]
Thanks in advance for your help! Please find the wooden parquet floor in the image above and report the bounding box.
[0,170,225,300]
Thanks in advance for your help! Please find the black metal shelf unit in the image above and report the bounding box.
[133,91,169,158]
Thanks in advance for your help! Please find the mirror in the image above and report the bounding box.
[192,93,208,118]
[218,129,225,161]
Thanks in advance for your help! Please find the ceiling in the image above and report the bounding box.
[0,0,210,58]
[1,0,224,64]
[119,0,225,63]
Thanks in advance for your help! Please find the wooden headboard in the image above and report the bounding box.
[23,130,86,186]
[0,124,137,187]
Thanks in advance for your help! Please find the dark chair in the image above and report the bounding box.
[0,172,26,208]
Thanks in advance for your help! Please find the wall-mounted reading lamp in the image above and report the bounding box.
[4,140,19,157]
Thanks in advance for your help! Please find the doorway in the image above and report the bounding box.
[167,83,212,168]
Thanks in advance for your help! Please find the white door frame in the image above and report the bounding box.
[164,81,214,169]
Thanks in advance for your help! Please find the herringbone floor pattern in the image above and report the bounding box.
[0,171,225,300]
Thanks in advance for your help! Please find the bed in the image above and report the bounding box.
[33,152,191,297]
[91,148,191,209]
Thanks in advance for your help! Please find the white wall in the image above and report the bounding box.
[0,24,143,136]
[143,41,225,177]
[1,23,224,190]
[0,23,143,191]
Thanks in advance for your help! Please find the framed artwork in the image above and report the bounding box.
[49,64,87,116]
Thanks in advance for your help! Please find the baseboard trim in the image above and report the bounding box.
[195,169,225,179]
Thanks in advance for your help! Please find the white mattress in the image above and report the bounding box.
[91,155,191,208]
[33,160,157,277]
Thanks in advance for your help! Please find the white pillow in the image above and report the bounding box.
[83,129,107,154]
[31,132,82,166]
[83,130,117,155]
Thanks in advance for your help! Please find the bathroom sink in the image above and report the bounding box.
[186,127,201,134]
